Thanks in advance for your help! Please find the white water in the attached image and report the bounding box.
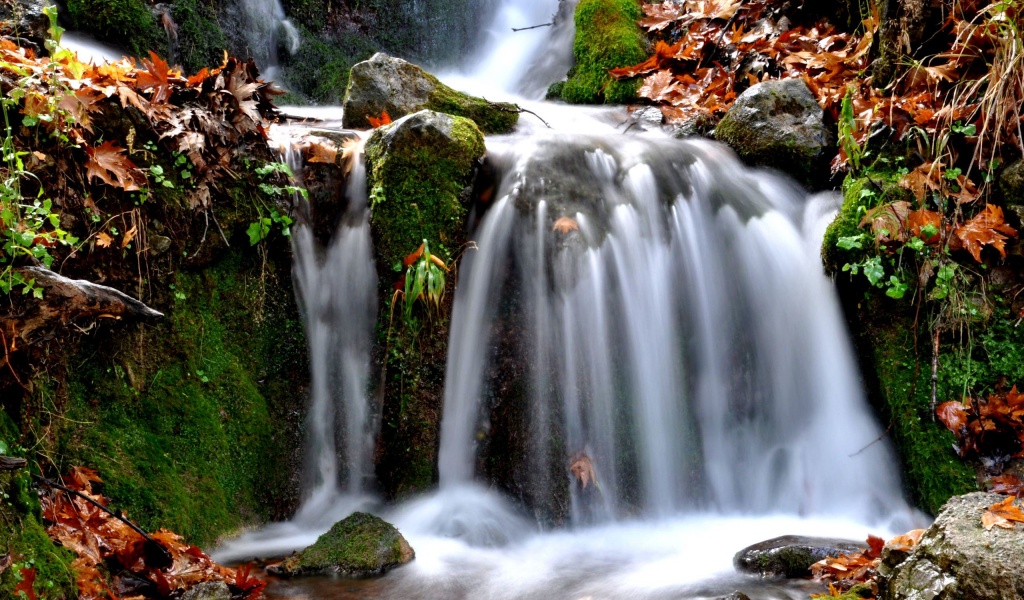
[236,0,299,81]
[217,0,926,595]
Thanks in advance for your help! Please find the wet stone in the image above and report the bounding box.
[734,535,867,578]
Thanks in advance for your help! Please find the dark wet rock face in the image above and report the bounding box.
[734,535,867,578]
[714,78,835,189]
[879,492,1024,600]
[268,512,415,578]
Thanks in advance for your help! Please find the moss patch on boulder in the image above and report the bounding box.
[343,53,519,134]
[269,512,414,577]
[364,109,485,271]
[559,0,647,105]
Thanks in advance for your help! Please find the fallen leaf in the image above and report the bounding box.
[367,110,392,128]
[552,216,579,234]
[15,567,36,600]
[954,204,1017,262]
[85,141,142,191]
[982,496,1024,531]
[95,232,113,248]
[121,225,137,249]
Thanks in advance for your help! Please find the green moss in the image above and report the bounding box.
[364,113,484,270]
[56,249,306,546]
[276,512,413,576]
[822,172,914,274]
[280,26,378,104]
[65,0,163,59]
[424,81,520,134]
[172,0,229,75]
[560,0,647,105]
[859,302,978,515]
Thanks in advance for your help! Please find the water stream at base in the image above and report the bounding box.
[213,0,926,596]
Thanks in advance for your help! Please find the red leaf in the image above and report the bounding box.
[15,567,37,600]
[367,110,392,128]
[936,401,969,433]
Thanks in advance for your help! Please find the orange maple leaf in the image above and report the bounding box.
[982,496,1024,530]
[954,204,1017,262]
[368,110,392,128]
[135,51,177,104]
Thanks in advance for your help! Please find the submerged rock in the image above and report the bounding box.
[714,78,835,188]
[342,53,519,134]
[734,535,867,578]
[268,512,414,578]
[879,492,1024,600]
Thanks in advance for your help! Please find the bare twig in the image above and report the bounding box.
[512,22,553,32]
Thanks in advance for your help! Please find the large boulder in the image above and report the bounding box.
[363,109,485,272]
[714,78,835,188]
[879,492,1024,600]
[268,512,414,578]
[734,535,867,578]
[342,53,519,134]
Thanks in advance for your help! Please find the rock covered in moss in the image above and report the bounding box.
[878,493,1024,600]
[269,512,414,578]
[734,535,867,578]
[714,78,835,188]
[364,109,485,271]
[1000,159,1024,204]
[342,53,518,134]
[559,0,648,104]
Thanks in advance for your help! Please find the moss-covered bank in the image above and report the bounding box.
[558,0,647,104]
[826,175,981,514]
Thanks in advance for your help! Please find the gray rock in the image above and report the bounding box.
[268,512,415,578]
[631,106,664,131]
[713,78,835,188]
[734,535,867,578]
[149,234,172,255]
[342,53,519,134]
[879,492,1024,600]
[999,159,1024,204]
[0,0,49,51]
[180,581,231,600]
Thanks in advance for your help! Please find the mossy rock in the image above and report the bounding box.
[364,109,485,272]
[269,512,414,577]
[65,0,163,59]
[714,79,835,188]
[734,535,868,578]
[822,172,914,274]
[342,53,518,134]
[559,0,647,105]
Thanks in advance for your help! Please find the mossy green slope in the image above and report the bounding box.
[55,249,306,546]
[65,0,164,59]
[560,0,647,104]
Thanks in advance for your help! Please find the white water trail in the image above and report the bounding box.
[213,128,377,563]
[236,0,300,82]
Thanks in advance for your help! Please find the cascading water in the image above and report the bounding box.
[214,127,378,561]
[217,0,926,596]
[235,0,299,81]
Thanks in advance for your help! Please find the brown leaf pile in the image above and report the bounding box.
[811,531,924,598]
[0,40,281,210]
[936,386,1024,473]
[617,1,1024,177]
[41,467,266,599]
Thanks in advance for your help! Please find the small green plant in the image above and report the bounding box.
[402,240,447,324]
[246,209,293,245]
[838,88,867,173]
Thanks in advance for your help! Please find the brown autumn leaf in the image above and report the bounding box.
[95,232,113,249]
[403,243,425,268]
[121,225,137,249]
[907,209,942,242]
[552,216,579,234]
[305,140,338,165]
[639,70,682,104]
[640,1,683,32]
[570,453,596,489]
[860,201,911,245]
[982,496,1024,531]
[989,474,1024,497]
[954,204,1017,262]
[85,141,142,191]
[899,163,944,202]
[887,529,925,552]
[936,401,969,433]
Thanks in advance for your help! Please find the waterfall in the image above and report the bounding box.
[432,134,911,531]
[212,127,378,562]
[235,0,299,81]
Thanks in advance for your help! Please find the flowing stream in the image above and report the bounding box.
[212,0,925,597]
